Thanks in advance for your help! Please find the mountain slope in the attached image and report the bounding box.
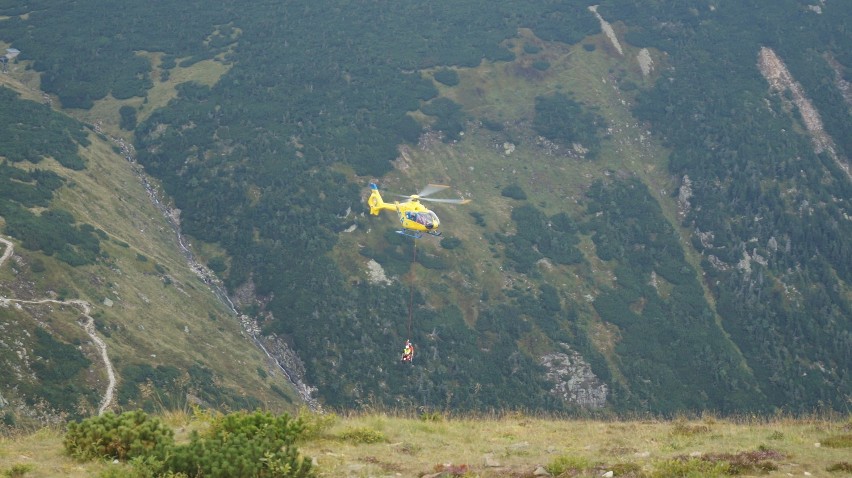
[0,76,300,424]
[1,0,849,415]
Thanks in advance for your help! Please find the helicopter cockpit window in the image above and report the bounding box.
[418,211,438,228]
[406,211,437,228]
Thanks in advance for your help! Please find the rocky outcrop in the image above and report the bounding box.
[677,175,693,218]
[257,333,319,410]
[588,5,623,56]
[366,259,393,285]
[540,345,608,409]
[237,313,320,410]
[637,48,654,77]
[758,47,850,179]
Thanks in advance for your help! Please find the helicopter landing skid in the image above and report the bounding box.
[396,229,442,239]
[396,229,423,239]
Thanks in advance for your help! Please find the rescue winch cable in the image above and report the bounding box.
[407,241,417,338]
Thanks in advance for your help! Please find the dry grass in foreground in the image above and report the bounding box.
[1,410,851,477]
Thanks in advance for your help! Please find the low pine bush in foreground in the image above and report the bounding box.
[63,410,174,461]
[166,410,312,478]
[63,410,314,477]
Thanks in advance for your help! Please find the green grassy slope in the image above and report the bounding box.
[2,412,851,478]
[0,75,300,424]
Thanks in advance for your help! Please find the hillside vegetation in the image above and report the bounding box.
[0,74,300,424]
[0,0,850,417]
[1,411,851,477]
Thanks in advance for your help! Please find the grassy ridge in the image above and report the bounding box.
[1,412,850,477]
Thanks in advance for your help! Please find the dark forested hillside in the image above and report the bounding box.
[605,0,852,410]
[2,0,849,415]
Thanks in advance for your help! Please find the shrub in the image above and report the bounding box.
[298,407,338,439]
[338,427,386,444]
[532,60,550,71]
[670,420,710,437]
[119,105,138,131]
[827,462,852,473]
[63,410,175,461]
[419,411,444,422]
[207,256,226,274]
[501,184,527,200]
[433,68,460,87]
[2,411,15,427]
[620,80,638,91]
[4,463,35,478]
[29,258,45,273]
[440,237,462,250]
[657,450,784,477]
[651,458,729,478]
[822,434,852,448]
[703,450,782,474]
[611,462,643,476]
[532,92,606,157]
[546,455,591,475]
[420,97,465,142]
[480,118,504,131]
[65,410,313,477]
[523,43,541,54]
[98,456,173,478]
[399,442,421,455]
[166,410,313,478]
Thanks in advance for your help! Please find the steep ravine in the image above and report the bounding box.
[95,127,320,410]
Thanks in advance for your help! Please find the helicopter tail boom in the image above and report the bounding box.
[368,183,395,215]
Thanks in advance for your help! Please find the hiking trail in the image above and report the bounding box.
[0,236,115,415]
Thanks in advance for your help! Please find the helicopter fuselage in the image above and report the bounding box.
[368,183,457,238]
[396,200,441,236]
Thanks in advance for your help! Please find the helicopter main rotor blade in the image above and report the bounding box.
[420,197,471,205]
[418,184,450,198]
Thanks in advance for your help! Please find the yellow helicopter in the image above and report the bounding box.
[367,183,470,238]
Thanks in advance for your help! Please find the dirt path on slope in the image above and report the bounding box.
[0,237,115,415]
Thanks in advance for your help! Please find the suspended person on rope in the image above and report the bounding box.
[400,242,417,364]
[401,339,415,363]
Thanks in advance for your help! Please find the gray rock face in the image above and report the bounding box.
[533,466,551,476]
[483,454,501,467]
[540,345,608,408]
